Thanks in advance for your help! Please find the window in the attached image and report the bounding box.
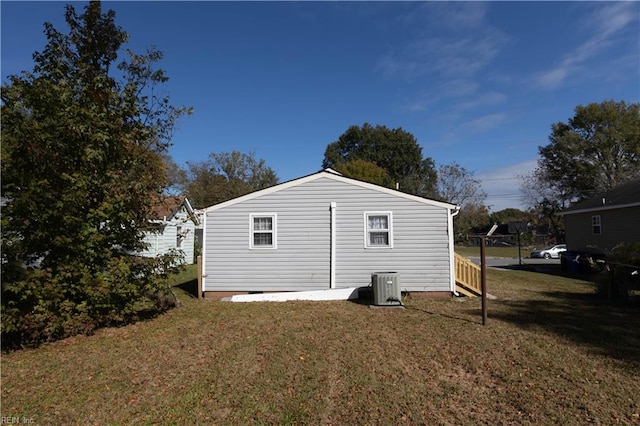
[365,212,393,248]
[250,214,277,249]
[592,215,602,235]
[176,226,183,249]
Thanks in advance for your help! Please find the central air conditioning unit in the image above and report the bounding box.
[371,272,402,306]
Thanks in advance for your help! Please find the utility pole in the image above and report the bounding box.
[480,224,497,326]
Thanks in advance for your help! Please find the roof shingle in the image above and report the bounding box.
[561,179,640,215]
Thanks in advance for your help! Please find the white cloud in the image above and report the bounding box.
[375,1,509,82]
[533,2,638,90]
[455,92,507,111]
[477,158,538,212]
[441,79,480,98]
[378,28,509,81]
[463,113,506,134]
[378,3,512,142]
[592,1,637,36]
[391,2,488,31]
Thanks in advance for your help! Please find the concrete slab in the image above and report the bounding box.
[226,287,360,302]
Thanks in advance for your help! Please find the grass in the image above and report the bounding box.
[2,265,640,425]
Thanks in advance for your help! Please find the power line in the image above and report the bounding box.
[480,177,522,181]
[486,194,525,199]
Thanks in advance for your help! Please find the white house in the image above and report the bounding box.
[139,196,199,264]
[201,169,459,298]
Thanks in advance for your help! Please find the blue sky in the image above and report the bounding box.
[2,1,639,211]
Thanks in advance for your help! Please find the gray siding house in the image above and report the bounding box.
[202,169,459,296]
[139,196,199,264]
[559,179,640,253]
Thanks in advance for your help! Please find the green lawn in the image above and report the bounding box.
[2,265,639,425]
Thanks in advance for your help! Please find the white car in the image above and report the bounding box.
[530,244,567,259]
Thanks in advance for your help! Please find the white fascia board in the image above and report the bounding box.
[201,208,207,293]
[182,198,200,225]
[204,170,458,212]
[324,173,458,209]
[558,202,640,216]
[447,207,458,295]
[203,172,326,212]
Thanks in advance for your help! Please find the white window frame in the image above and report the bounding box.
[364,212,393,249]
[592,215,602,235]
[250,213,277,249]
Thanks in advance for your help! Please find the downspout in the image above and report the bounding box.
[449,206,461,296]
[330,202,336,289]
[201,210,208,296]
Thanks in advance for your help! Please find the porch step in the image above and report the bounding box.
[454,253,482,297]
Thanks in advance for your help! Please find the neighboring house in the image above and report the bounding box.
[193,208,206,256]
[201,169,459,297]
[558,179,640,253]
[139,196,200,264]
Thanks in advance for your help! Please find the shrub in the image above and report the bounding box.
[595,243,640,300]
[1,253,181,350]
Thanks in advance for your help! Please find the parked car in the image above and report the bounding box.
[530,244,567,259]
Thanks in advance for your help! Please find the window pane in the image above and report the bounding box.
[254,217,273,231]
[592,215,602,235]
[368,215,388,230]
[369,232,389,246]
[254,232,273,246]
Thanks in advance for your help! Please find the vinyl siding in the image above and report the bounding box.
[204,177,452,292]
[565,206,640,252]
[139,206,197,264]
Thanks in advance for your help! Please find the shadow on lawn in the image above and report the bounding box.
[490,291,640,365]
[405,305,480,325]
[352,288,481,325]
[495,263,578,279]
[175,279,199,298]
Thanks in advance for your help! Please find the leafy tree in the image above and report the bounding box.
[436,162,486,206]
[520,168,568,242]
[454,203,491,243]
[538,100,640,202]
[322,123,437,197]
[183,150,278,208]
[334,159,392,187]
[161,153,188,195]
[436,162,489,241]
[1,2,191,348]
[489,208,532,225]
[487,208,537,246]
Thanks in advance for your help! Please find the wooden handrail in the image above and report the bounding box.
[454,253,482,296]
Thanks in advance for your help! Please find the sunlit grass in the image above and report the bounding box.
[2,266,639,424]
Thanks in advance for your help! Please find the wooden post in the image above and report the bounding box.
[480,237,488,325]
[197,255,203,300]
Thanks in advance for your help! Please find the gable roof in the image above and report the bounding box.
[559,178,640,216]
[204,169,458,212]
[150,195,199,225]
